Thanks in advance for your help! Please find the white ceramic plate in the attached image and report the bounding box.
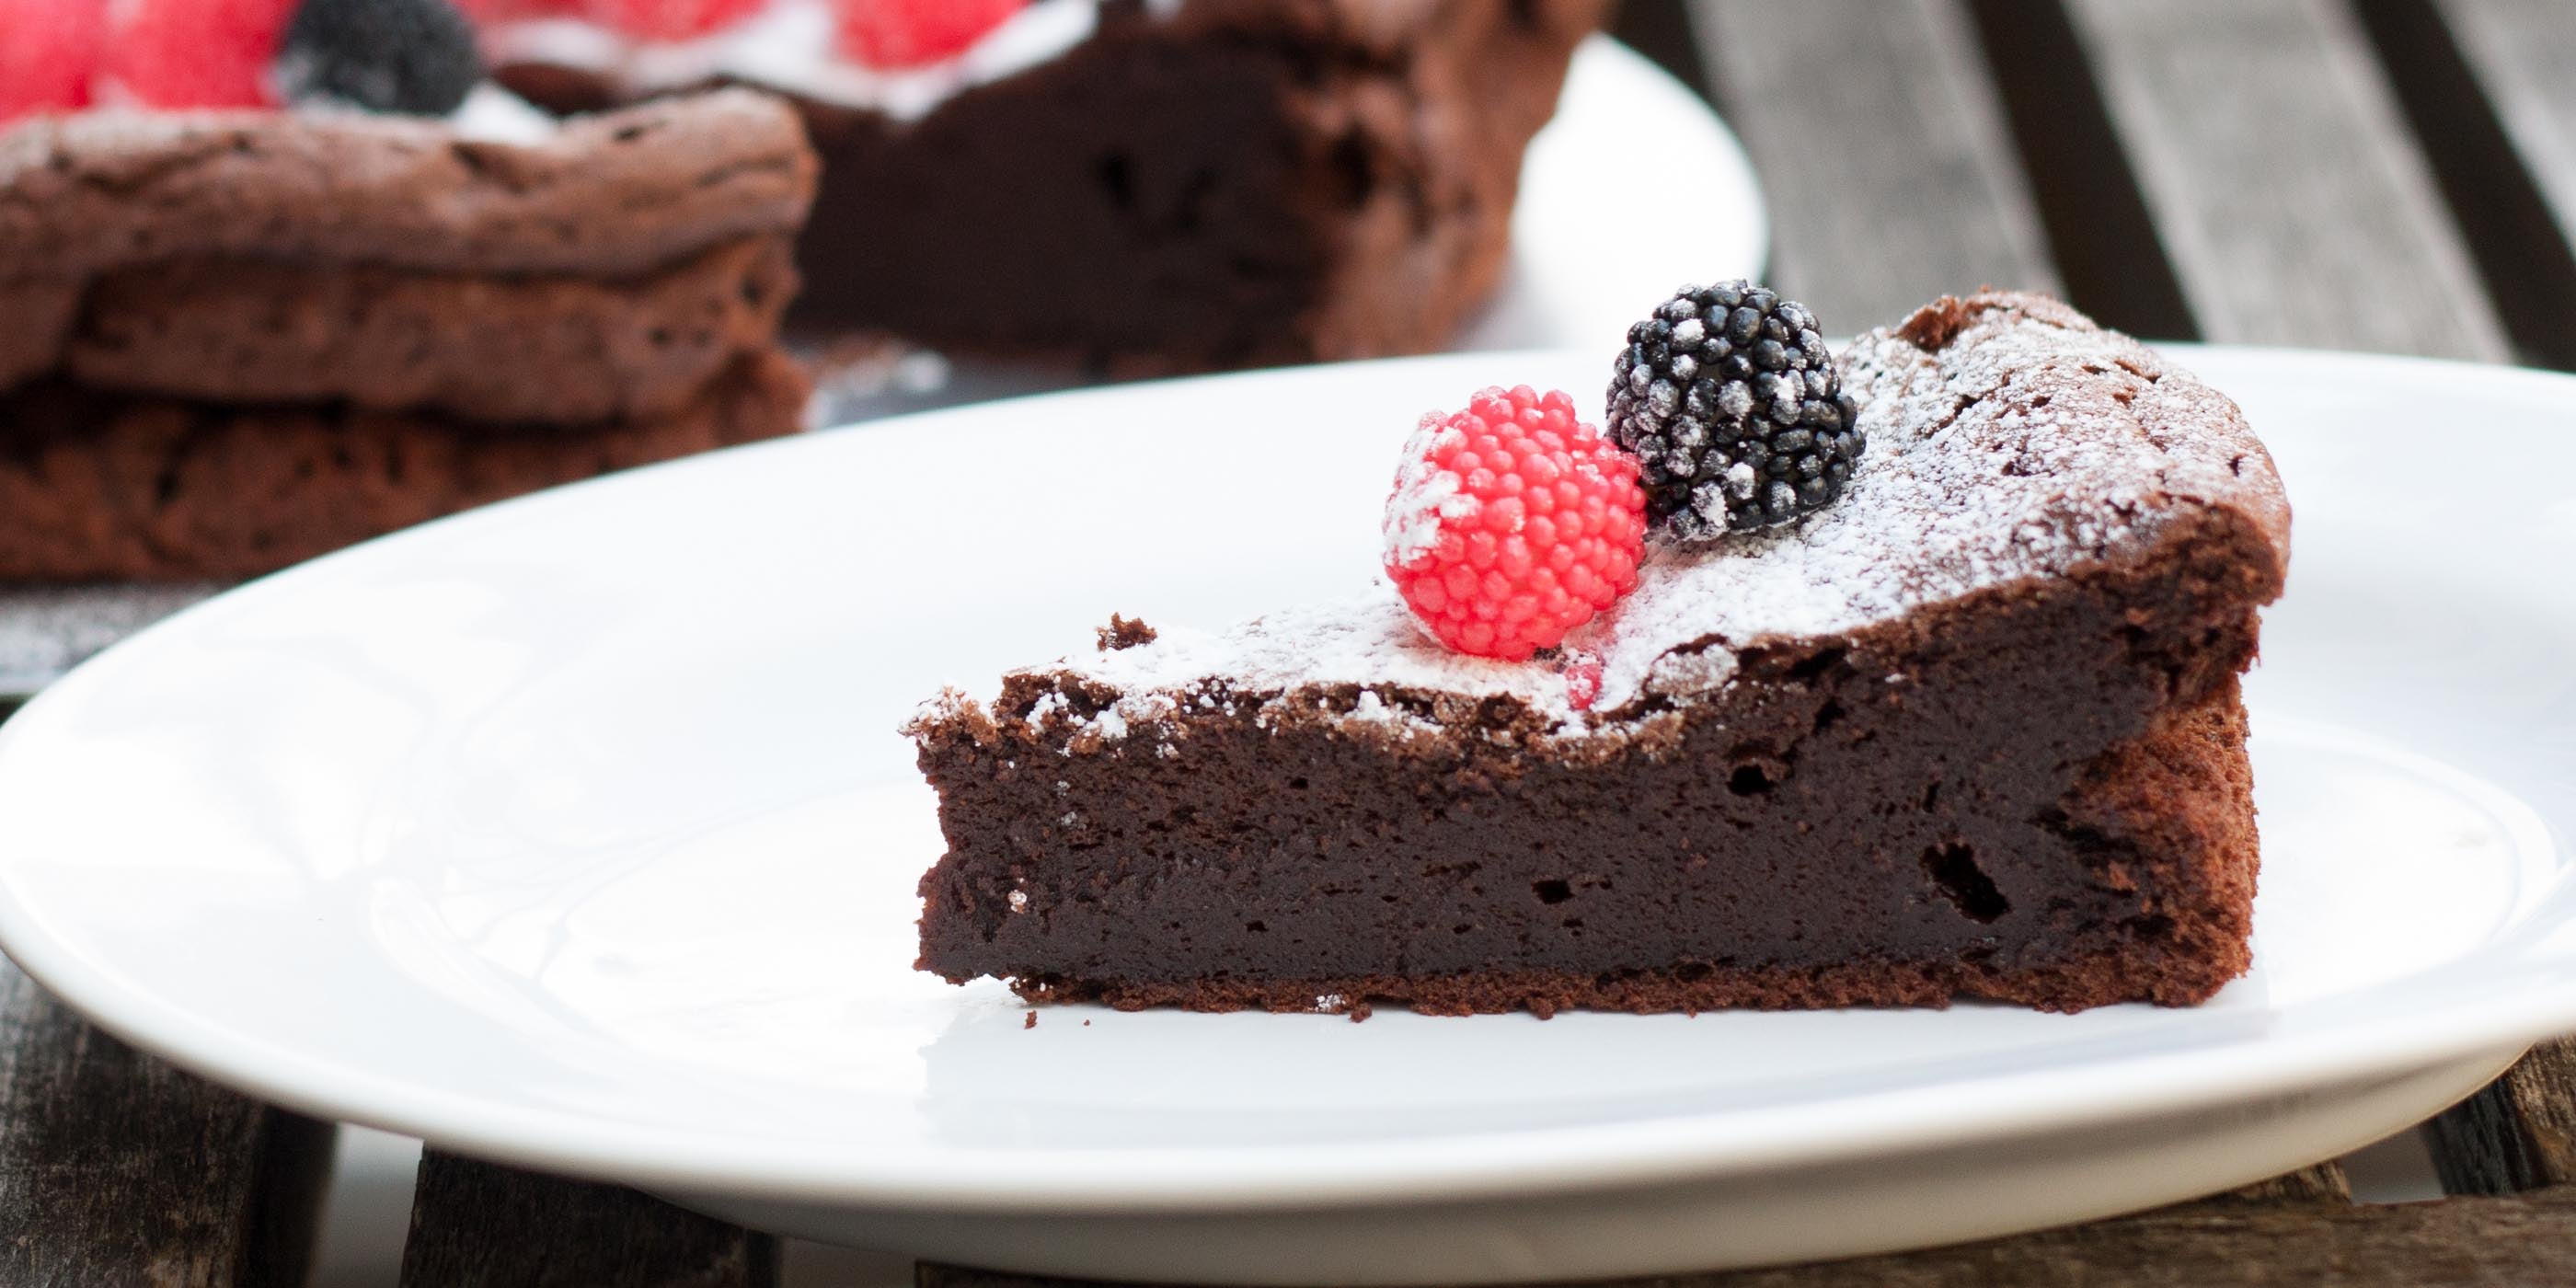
[1455,36,1768,351]
[1,348,2571,1283]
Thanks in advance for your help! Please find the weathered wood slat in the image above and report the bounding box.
[2424,1038,2576,1195]
[1685,0,2062,329]
[399,1150,779,1288]
[2059,0,2509,359]
[0,960,333,1287]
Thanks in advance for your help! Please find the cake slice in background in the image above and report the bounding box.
[483,0,1613,372]
[906,292,2291,1017]
[0,87,817,580]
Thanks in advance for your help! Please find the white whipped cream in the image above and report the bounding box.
[444,82,558,144]
[486,0,1161,122]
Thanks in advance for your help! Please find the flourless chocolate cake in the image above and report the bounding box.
[907,293,2291,1017]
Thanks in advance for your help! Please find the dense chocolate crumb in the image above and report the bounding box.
[1097,615,1158,650]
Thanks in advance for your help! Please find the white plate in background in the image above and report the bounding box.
[1455,35,1769,351]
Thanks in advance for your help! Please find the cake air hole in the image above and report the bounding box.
[1728,763,1774,796]
[1786,646,1846,684]
[1532,879,1573,904]
[1923,842,2010,923]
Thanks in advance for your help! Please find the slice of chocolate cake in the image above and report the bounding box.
[0,88,817,580]
[486,0,1609,371]
[907,293,2291,1016]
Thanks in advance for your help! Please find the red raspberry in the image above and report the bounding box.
[0,0,106,122]
[834,0,1026,68]
[104,0,299,109]
[586,0,764,41]
[1383,386,1648,661]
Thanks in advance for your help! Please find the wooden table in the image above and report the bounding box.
[8,2,2576,1282]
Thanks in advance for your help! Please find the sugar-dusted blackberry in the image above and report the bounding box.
[275,0,483,115]
[1605,281,1866,539]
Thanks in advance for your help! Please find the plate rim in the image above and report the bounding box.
[2,343,2575,1213]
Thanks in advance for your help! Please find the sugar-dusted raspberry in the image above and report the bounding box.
[1383,385,1648,661]
[587,0,764,41]
[834,0,1026,68]
[0,0,106,122]
[103,0,298,109]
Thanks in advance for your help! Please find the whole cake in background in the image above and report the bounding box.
[478,0,1613,371]
[0,0,819,581]
[907,289,2291,1018]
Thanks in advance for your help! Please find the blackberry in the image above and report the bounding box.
[275,0,483,116]
[1605,282,1865,539]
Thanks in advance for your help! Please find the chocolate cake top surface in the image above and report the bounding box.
[918,292,2291,741]
[0,86,816,281]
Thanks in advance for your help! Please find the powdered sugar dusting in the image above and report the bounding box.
[1381,412,1470,567]
[932,294,2286,744]
[1041,597,1577,746]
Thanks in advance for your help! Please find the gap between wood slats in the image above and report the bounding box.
[1959,0,2199,341]
[2350,0,2576,369]
[398,1151,779,1288]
